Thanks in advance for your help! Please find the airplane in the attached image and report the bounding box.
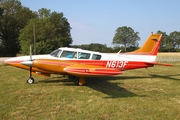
[5,33,172,85]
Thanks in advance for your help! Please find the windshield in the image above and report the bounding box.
[50,49,62,57]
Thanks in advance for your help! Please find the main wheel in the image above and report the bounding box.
[27,77,34,84]
[77,77,85,86]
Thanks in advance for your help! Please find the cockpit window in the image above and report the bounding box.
[50,49,62,57]
[78,52,90,59]
[92,54,101,60]
[60,50,77,58]
[50,49,92,59]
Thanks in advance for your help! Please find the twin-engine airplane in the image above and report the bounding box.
[5,33,172,85]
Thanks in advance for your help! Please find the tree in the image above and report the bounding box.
[112,26,140,52]
[19,8,72,55]
[156,30,172,52]
[169,31,180,52]
[38,8,51,19]
[0,0,36,56]
[81,43,108,52]
[50,11,72,47]
[0,7,3,16]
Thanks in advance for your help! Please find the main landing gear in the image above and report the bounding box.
[68,75,86,86]
[78,77,85,86]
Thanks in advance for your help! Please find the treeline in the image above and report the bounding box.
[157,31,180,52]
[0,0,72,56]
[72,29,180,53]
[0,0,180,57]
[72,43,138,53]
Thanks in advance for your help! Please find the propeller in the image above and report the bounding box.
[21,46,33,67]
[20,46,35,83]
[20,46,34,81]
[29,46,32,78]
[30,45,32,61]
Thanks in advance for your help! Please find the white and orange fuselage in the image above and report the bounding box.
[4,33,171,85]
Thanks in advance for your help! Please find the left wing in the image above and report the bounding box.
[64,64,122,77]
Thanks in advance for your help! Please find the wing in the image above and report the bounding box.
[64,64,122,77]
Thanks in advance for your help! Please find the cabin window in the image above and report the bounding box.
[92,54,101,60]
[60,50,77,58]
[50,49,62,57]
[78,52,90,59]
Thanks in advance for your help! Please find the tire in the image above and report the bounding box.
[27,77,34,84]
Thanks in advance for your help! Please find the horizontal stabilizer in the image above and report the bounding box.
[146,62,173,66]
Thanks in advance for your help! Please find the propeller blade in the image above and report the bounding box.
[29,46,33,78]
[30,46,32,61]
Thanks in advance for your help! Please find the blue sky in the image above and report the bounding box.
[20,0,180,47]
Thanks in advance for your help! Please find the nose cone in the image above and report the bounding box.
[4,58,15,65]
[4,54,52,67]
[4,56,30,67]
[4,57,23,65]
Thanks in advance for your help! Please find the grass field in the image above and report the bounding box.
[156,52,180,62]
[0,53,180,120]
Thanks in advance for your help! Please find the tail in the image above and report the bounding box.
[124,33,172,66]
[130,33,162,55]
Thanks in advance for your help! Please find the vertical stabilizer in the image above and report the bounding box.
[131,33,162,55]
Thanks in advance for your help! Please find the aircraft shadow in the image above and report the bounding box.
[38,73,180,98]
[38,76,150,98]
[149,74,180,81]
[85,77,138,98]
[83,73,180,98]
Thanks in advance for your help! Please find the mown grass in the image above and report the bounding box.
[0,54,180,120]
[156,52,180,62]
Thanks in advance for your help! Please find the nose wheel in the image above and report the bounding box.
[27,77,34,84]
[27,65,35,84]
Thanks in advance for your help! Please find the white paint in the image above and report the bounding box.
[4,47,157,64]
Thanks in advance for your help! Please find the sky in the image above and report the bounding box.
[20,0,180,47]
